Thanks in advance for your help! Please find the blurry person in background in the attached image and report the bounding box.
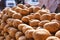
[55,3,60,13]
[46,0,60,13]
[38,0,48,9]
[25,0,49,9]
[17,0,25,4]
[25,0,39,6]
[0,0,5,10]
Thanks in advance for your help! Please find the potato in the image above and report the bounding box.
[17,4,24,8]
[46,36,60,40]
[6,18,14,26]
[12,13,22,19]
[55,13,60,21]
[0,19,1,25]
[5,35,11,40]
[27,15,34,20]
[22,26,33,33]
[33,12,41,20]
[51,19,60,28]
[25,29,35,38]
[33,6,41,13]
[13,19,23,28]
[28,38,34,40]
[20,9,29,15]
[8,27,17,38]
[17,36,28,40]
[28,6,34,13]
[2,7,11,14]
[21,16,30,23]
[3,32,8,37]
[0,36,4,40]
[33,29,51,40]
[55,30,60,38]
[0,12,4,19]
[15,31,23,40]
[1,31,5,36]
[17,4,27,9]
[50,13,56,19]
[14,6,22,13]
[7,9,16,17]
[29,20,40,27]
[3,24,10,32]
[11,38,15,40]
[2,14,8,22]
[44,22,59,33]
[18,24,28,31]
[40,14,51,21]
[0,22,6,30]
[37,10,48,15]
[38,20,50,27]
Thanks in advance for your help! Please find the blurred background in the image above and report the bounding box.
[0,0,60,13]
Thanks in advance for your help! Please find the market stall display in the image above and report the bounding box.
[0,4,60,40]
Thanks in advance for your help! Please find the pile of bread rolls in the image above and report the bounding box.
[0,4,60,40]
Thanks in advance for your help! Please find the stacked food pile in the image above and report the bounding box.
[0,4,60,40]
